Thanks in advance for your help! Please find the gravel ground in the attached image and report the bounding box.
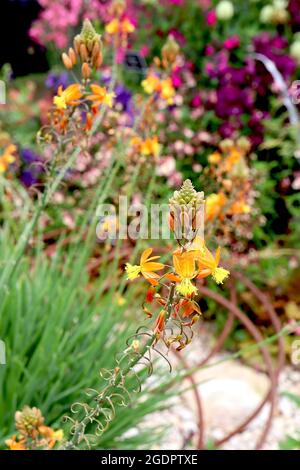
[144,326,300,450]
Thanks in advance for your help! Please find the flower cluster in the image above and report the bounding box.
[141,36,180,106]
[5,406,63,450]
[125,180,229,348]
[203,137,262,251]
[42,20,115,141]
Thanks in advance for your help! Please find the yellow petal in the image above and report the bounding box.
[212,267,230,284]
[125,263,141,280]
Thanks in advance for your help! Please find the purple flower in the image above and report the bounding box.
[20,148,43,187]
[45,72,69,90]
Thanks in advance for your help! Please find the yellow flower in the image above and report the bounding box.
[197,246,230,285]
[125,248,164,286]
[87,84,115,108]
[106,18,135,35]
[141,136,160,158]
[142,74,161,94]
[121,18,135,34]
[160,78,175,104]
[208,151,222,164]
[0,144,17,173]
[53,84,83,110]
[171,249,199,296]
[105,19,119,35]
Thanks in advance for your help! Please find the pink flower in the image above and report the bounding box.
[140,45,149,57]
[205,44,215,55]
[206,10,217,26]
[223,35,240,50]
[191,95,202,107]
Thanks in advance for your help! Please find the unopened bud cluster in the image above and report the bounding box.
[169,179,205,241]
[62,19,103,79]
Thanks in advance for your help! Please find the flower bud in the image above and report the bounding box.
[62,52,73,69]
[162,35,180,67]
[109,0,126,17]
[74,19,103,67]
[79,43,88,62]
[68,47,77,66]
[236,136,251,154]
[219,138,234,153]
[290,41,300,64]
[260,5,274,23]
[169,180,205,241]
[216,1,234,21]
[82,62,91,79]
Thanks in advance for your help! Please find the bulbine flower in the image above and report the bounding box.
[6,406,63,450]
[197,245,230,285]
[105,18,135,35]
[142,74,175,104]
[170,249,199,296]
[131,135,161,158]
[125,248,164,285]
[87,84,116,108]
[124,180,230,350]
[53,84,83,110]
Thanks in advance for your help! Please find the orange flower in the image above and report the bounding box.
[53,84,82,110]
[0,144,17,173]
[197,246,230,284]
[174,298,201,318]
[5,435,26,450]
[154,309,166,335]
[223,146,243,172]
[228,200,251,215]
[86,84,115,108]
[167,249,199,296]
[125,248,164,286]
[205,192,226,221]
[208,151,222,164]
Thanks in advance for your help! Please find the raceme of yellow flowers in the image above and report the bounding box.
[125,180,230,346]
[49,19,115,136]
[5,406,63,450]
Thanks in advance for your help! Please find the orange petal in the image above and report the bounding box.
[142,262,164,272]
[140,248,153,264]
[165,273,181,282]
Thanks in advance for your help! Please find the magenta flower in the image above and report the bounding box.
[223,35,240,50]
[206,10,217,26]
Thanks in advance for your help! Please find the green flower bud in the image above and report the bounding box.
[216,1,234,21]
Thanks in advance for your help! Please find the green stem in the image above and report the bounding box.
[70,284,176,447]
